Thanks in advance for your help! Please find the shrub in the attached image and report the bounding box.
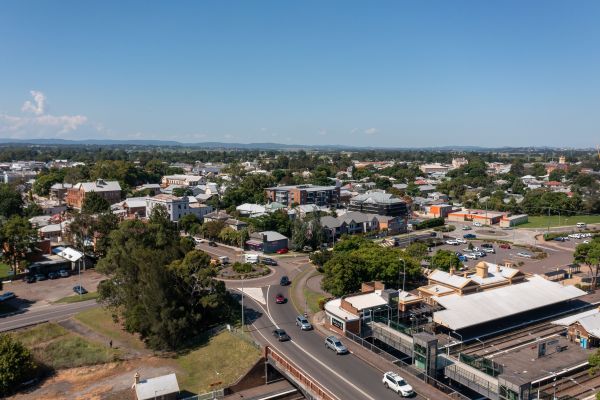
[0,334,37,396]
[414,217,445,230]
[232,262,253,274]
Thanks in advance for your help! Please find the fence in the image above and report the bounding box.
[265,346,337,400]
[180,389,225,400]
[344,330,470,400]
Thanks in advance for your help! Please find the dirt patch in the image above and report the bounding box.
[13,357,177,400]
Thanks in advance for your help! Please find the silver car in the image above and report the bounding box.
[325,335,348,354]
[296,315,312,330]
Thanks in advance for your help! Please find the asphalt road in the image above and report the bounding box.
[0,299,97,332]
[241,284,412,400]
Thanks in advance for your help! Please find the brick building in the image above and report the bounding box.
[66,179,122,209]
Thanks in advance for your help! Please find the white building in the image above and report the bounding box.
[146,194,212,222]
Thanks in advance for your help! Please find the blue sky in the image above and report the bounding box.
[1,1,599,147]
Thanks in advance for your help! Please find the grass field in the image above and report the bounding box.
[303,286,325,314]
[174,330,260,394]
[75,307,146,351]
[518,215,600,229]
[14,322,121,369]
[55,291,99,304]
[0,263,11,279]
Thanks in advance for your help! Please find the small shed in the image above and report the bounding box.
[134,373,180,400]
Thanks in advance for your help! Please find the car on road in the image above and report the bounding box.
[34,274,47,281]
[208,241,218,247]
[0,292,16,302]
[445,240,458,245]
[276,248,289,254]
[73,285,88,295]
[462,225,472,230]
[481,243,493,248]
[296,315,312,330]
[499,243,511,249]
[554,237,566,242]
[463,234,476,239]
[517,252,532,258]
[577,222,587,228]
[473,222,483,227]
[280,276,290,286]
[261,257,278,266]
[58,269,70,278]
[455,238,466,244]
[325,335,348,354]
[275,293,286,304]
[48,272,59,280]
[483,248,495,253]
[272,329,290,342]
[382,371,414,397]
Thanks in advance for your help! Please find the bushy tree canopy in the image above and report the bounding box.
[0,334,37,396]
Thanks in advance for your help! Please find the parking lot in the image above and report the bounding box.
[2,269,104,307]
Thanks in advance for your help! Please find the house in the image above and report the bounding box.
[66,179,122,209]
[146,194,213,222]
[236,203,267,218]
[49,183,72,202]
[246,231,289,253]
[424,204,455,218]
[265,184,340,207]
[419,163,450,174]
[134,373,179,400]
[203,211,247,231]
[135,183,162,196]
[160,174,204,187]
[112,197,148,219]
[349,190,408,217]
[39,222,68,242]
[452,158,469,169]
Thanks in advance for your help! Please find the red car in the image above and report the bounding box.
[276,248,289,254]
[499,243,511,249]
[275,294,286,304]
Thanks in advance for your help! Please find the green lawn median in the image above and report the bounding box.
[55,291,99,304]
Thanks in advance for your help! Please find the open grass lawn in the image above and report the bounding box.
[518,214,600,229]
[13,323,120,369]
[303,286,325,314]
[55,291,99,304]
[174,330,260,394]
[75,307,146,351]
[0,263,12,279]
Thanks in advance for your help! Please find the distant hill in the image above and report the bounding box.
[0,138,590,152]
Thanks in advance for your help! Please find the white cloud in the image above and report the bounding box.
[21,90,46,115]
[0,91,89,137]
[364,127,378,135]
[318,129,327,136]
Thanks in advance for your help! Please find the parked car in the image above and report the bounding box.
[276,248,289,254]
[473,222,483,227]
[462,225,472,230]
[0,292,16,302]
[35,274,47,281]
[208,241,218,247]
[458,255,467,262]
[275,293,286,304]
[499,243,511,249]
[48,272,59,280]
[382,371,414,397]
[473,251,486,257]
[481,243,493,248]
[464,253,478,260]
[483,248,495,253]
[325,336,348,354]
[463,234,476,239]
[577,222,587,228]
[73,285,88,295]
[272,329,290,342]
[58,269,70,278]
[554,237,566,242]
[261,257,278,266]
[517,252,532,258]
[280,276,290,286]
[296,315,312,330]
[302,246,313,252]
[23,275,36,283]
[455,238,466,244]
[583,240,591,244]
[445,240,458,245]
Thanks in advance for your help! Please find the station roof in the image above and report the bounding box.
[345,292,388,311]
[433,276,586,331]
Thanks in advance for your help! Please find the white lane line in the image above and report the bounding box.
[237,287,266,305]
[246,293,375,400]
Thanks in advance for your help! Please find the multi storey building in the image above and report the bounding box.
[348,190,408,217]
[265,184,340,207]
[66,179,122,209]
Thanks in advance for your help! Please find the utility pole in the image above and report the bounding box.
[241,276,244,332]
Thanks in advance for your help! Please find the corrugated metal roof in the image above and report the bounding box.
[433,276,586,330]
[135,373,179,400]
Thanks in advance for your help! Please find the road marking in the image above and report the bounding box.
[238,287,266,305]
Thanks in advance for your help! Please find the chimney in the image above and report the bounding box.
[495,264,501,273]
[449,267,455,276]
[476,262,488,279]
[463,271,468,278]
[134,372,140,386]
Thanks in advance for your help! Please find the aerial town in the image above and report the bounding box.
[2,2,600,400]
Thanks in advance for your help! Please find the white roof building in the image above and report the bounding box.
[135,373,180,400]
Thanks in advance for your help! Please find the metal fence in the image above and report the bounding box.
[180,389,225,400]
[344,330,470,400]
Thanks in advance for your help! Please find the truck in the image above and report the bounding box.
[244,253,259,264]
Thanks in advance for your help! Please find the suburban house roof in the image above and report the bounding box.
[135,373,180,400]
[253,230,288,242]
[428,270,473,289]
[73,179,121,193]
[350,191,404,205]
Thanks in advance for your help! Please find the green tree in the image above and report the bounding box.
[0,334,37,396]
[179,214,201,234]
[431,249,462,272]
[23,203,43,217]
[405,242,429,261]
[33,169,65,196]
[574,238,600,290]
[201,220,225,240]
[172,187,193,197]
[82,192,111,214]
[98,208,232,350]
[1,216,36,275]
[0,184,23,218]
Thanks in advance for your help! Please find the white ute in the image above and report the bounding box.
[383,371,414,397]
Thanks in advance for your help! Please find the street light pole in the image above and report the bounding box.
[241,276,244,332]
[399,258,406,293]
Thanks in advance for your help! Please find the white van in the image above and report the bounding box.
[576,222,587,229]
[244,254,259,264]
[218,256,229,265]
